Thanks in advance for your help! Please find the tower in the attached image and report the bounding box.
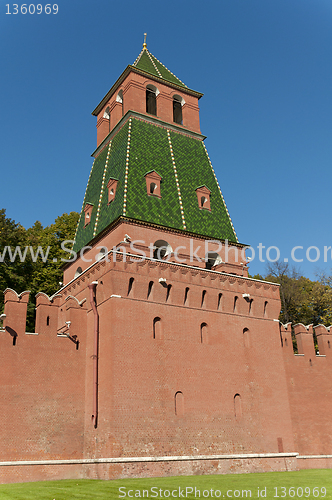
[0,40,305,484]
[61,40,295,474]
[67,39,244,280]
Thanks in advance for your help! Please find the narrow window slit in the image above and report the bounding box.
[127,277,134,296]
[147,281,154,299]
[184,287,189,305]
[201,290,206,308]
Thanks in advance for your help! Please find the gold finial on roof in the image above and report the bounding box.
[143,33,147,50]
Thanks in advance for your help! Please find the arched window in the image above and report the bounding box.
[153,317,162,340]
[46,315,50,326]
[173,95,183,124]
[74,267,82,278]
[175,391,184,416]
[146,85,158,116]
[84,203,93,227]
[200,323,208,344]
[147,281,154,299]
[153,240,172,260]
[243,328,250,348]
[103,106,110,119]
[184,287,189,305]
[249,299,253,315]
[201,290,207,308]
[205,252,222,270]
[107,178,118,204]
[127,277,134,296]
[103,107,110,133]
[234,393,242,418]
[145,170,162,198]
[195,186,211,211]
[233,296,238,313]
[217,293,222,310]
[116,90,124,115]
[95,246,107,261]
[264,301,268,317]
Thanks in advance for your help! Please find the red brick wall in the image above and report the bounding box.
[281,323,332,455]
[96,71,201,146]
[2,225,332,483]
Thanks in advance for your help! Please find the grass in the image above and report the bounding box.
[0,469,331,500]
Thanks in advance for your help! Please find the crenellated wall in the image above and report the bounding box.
[280,322,332,468]
[1,242,332,482]
[0,288,88,484]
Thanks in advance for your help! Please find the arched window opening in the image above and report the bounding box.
[145,170,162,198]
[116,90,123,103]
[116,89,124,115]
[264,301,268,317]
[249,299,253,314]
[328,340,331,349]
[166,284,172,302]
[243,328,250,348]
[195,186,211,211]
[46,315,50,326]
[103,106,111,133]
[153,240,173,260]
[175,391,184,416]
[127,277,134,296]
[146,85,158,116]
[218,293,222,310]
[147,281,154,299]
[107,178,118,204]
[173,95,183,124]
[74,267,83,278]
[201,290,207,308]
[153,317,162,340]
[200,323,208,344]
[234,393,242,418]
[103,106,110,120]
[233,296,238,313]
[96,246,107,261]
[205,252,222,270]
[184,287,189,305]
[84,203,93,227]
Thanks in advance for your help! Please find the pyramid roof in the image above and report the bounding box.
[73,117,238,253]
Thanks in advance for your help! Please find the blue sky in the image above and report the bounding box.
[1,0,332,279]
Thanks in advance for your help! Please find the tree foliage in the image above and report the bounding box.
[253,262,332,327]
[0,209,79,328]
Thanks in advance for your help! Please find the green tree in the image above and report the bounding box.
[24,212,79,330]
[0,209,29,308]
[0,210,79,330]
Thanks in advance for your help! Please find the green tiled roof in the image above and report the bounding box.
[73,117,237,253]
[133,48,187,88]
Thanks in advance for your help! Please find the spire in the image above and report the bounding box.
[133,41,188,88]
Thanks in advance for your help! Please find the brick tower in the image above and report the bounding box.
[7,40,330,484]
